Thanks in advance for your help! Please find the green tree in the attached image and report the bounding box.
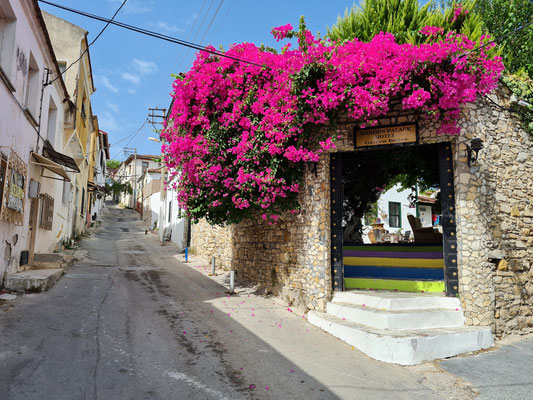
[106,159,120,169]
[472,0,532,76]
[105,181,132,196]
[327,0,484,44]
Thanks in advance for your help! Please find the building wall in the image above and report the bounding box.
[189,86,533,336]
[452,91,533,337]
[161,185,187,251]
[1,0,69,279]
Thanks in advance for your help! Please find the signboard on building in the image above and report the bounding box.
[7,170,24,212]
[355,123,418,149]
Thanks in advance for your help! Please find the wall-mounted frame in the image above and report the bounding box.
[354,123,419,150]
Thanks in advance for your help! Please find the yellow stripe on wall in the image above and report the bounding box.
[344,256,444,269]
[344,278,445,293]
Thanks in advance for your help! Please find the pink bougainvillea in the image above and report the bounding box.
[161,21,503,225]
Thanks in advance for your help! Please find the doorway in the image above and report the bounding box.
[330,142,458,296]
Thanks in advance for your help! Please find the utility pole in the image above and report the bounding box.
[148,107,166,130]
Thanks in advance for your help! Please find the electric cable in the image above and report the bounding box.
[458,19,533,59]
[152,0,208,107]
[199,0,224,44]
[208,0,235,45]
[45,0,128,86]
[191,0,215,44]
[38,0,266,68]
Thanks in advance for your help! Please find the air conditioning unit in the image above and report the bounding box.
[28,179,40,198]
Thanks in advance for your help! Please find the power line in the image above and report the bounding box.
[458,19,533,59]
[152,0,209,107]
[38,0,267,68]
[110,119,149,160]
[208,0,235,44]
[45,0,128,86]
[191,0,215,44]
[199,0,225,46]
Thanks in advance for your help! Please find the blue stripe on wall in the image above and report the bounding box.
[344,265,444,281]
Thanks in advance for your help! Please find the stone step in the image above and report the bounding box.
[32,253,75,271]
[333,290,461,311]
[308,311,493,365]
[4,269,64,292]
[34,253,64,263]
[327,302,464,330]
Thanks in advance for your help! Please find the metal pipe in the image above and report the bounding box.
[229,270,235,294]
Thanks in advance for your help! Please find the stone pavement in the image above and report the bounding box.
[438,335,533,399]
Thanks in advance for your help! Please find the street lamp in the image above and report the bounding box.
[466,138,484,167]
[148,137,160,143]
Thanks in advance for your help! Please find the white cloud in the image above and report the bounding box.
[98,111,120,132]
[132,59,158,75]
[121,72,141,85]
[155,21,185,34]
[120,59,157,87]
[97,75,119,93]
[108,0,153,14]
[106,101,119,114]
[126,88,136,94]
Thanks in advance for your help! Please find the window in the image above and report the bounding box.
[80,187,85,216]
[46,97,58,147]
[80,99,86,120]
[0,155,7,212]
[57,61,66,75]
[39,194,54,230]
[0,1,17,83]
[388,202,401,228]
[62,180,71,205]
[24,52,40,118]
[142,161,148,172]
[168,200,172,223]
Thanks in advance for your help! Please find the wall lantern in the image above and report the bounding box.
[466,138,484,167]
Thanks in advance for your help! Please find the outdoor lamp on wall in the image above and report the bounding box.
[466,138,484,167]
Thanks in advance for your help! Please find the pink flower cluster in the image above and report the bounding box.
[271,24,293,41]
[161,23,503,225]
[451,4,469,23]
[420,26,444,37]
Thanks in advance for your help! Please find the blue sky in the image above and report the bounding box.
[39,0,357,161]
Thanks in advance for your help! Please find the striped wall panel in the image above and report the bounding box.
[343,244,444,293]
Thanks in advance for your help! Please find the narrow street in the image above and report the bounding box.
[0,204,471,400]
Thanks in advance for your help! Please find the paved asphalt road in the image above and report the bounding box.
[439,336,533,399]
[0,203,499,399]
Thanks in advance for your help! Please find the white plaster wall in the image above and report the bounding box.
[1,0,69,274]
[162,186,186,251]
[149,191,160,229]
[376,184,415,233]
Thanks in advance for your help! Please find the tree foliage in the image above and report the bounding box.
[472,0,533,76]
[105,181,132,196]
[327,0,484,44]
[106,159,120,169]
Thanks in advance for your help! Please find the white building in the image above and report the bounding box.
[1,0,78,278]
[116,154,160,209]
[137,167,161,230]
[362,183,439,243]
[158,168,188,251]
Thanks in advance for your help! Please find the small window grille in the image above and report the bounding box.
[39,194,54,230]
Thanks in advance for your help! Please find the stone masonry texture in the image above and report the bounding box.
[190,84,532,337]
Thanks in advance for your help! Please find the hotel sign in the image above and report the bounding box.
[355,123,418,148]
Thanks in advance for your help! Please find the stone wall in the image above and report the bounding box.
[452,88,533,337]
[231,156,332,310]
[190,219,233,268]
[189,86,533,336]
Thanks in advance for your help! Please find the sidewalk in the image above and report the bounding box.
[172,242,533,399]
[438,334,533,399]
